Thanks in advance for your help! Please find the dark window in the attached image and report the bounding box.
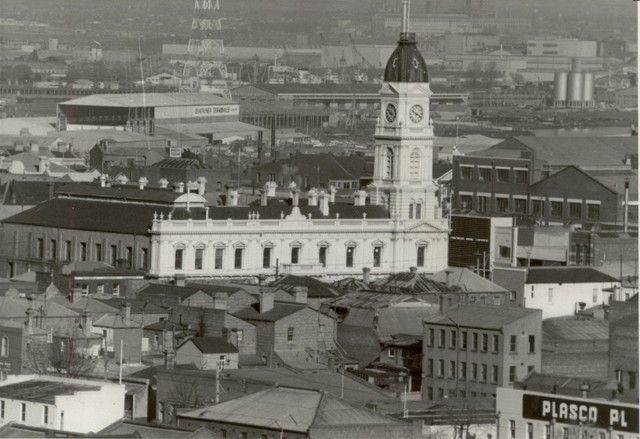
[587,204,600,220]
[415,204,422,219]
[141,248,148,270]
[450,330,457,349]
[319,246,328,268]
[409,203,414,219]
[427,328,434,347]
[43,406,48,424]
[174,249,184,270]
[514,198,527,214]
[110,245,117,266]
[215,248,224,269]
[234,248,243,269]
[346,246,355,267]
[287,326,294,342]
[527,422,533,439]
[481,334,488,352]
[630,371,637,389]
[426,359,433,376]
[291,247,300,264]
[36,238,44,259]
[438,359,444,377]
[449,360,456,379]
[514,170,528,183]
[417,246,426,267]
[460,362,467,380]
[509,420,516,439]
[471,332,478,351]
[528,335,535,353]
[80,242,87,261]
[492,335,500,353]
[0,400,3,418]
[460,195,472,211]
[499,246,511,258]
[49,240,57,260]
[509,366,516,383]
[478,196,489,212]
[471,363,478,381]
[480,364,487,382]
[510,335,517,353]
[195,248,204,270]
[569,202,582,218]
[478,168,491,181]
[263,247,271,268]
[64,241,72,261]
[125,246,133,267]
[550,201,563,217]
[531,199,543,216]
[491,365,498,383]
[20,403,25,422]
[460,166,473,180]
[496,197,509,213]
[373,246,382,267]
[95,243,102,262]
[438,329,445,348]
[496,169,510,182]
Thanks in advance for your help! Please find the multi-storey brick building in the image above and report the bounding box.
[422,304,542,402]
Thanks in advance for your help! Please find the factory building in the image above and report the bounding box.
[554,59,596,108]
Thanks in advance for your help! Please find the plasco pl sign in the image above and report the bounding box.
[522,394,639,433]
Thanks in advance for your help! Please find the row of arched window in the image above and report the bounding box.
[383,148,423,180]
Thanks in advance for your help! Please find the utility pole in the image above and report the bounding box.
[215,368,220,403]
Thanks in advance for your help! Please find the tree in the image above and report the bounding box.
[26,337,99,378]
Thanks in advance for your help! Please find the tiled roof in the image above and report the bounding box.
[425,304,540,330]
[181,337,238,354]
[0,380,100,404]
[60,93,232,108]
[2,198,164,235]
[526,267,618,284]
[232,301,305,322]
[270,275,340,298]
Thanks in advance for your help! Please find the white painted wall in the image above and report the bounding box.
[523,281,619,319]
[175,340,238,370]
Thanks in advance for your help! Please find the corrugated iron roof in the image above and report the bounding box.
[425,304,540,330]
[0,380,100,404]
[232,301,305,322]
[526,267,619,284]
[542,318,609,341]
[60,93,232,108]
[180,337,238,354]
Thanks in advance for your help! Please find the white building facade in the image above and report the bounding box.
[148,20,449,280]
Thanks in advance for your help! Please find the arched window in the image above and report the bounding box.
[1,337,8,357]
[385,148,394,179]
[409,149,421,180]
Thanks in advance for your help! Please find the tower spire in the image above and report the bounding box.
[401,0,410,34]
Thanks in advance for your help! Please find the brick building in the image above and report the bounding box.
[609,300,638,394]
[422,304,542,402]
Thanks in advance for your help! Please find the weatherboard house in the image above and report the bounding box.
[147,19,449,279]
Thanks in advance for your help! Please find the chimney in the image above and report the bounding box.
[318,191,330,216]
[511,227,518,267]
[121,303,131,327]
[71,287,82,303]
[138,176,148,190]
[362,267,371,284]
[260,189,268,206]
[175,182,185,193]
[259,288,275,313]
[159,178,169,189]
[48,181,55,201]
[213,292,228,310]
[82,311,93,337]
[409,266,418,274]
[38,156,48,173]
[624,179,629,233]
[354,190,367,206]
[445,270,454,288]
[308,188,318,206]
[227,187,239,206]
[265,181,277,197]
[99,174,107,187]
[25,308,35,335]
[291,187,300,207]
[293,286,308,304]
[329,185,337,203]
[613,285,622,301]
[175,274,186,287]
[401,0,410,33]
[197,176,207,195]
[579,383,590,399]
[30,142,39,152]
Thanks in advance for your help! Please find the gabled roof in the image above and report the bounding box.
[429,267,507,293]
[93,298,168,315]
[526,267,618,284]
[232,301,306,322]
[179,337,238,354]
[179,386,400,433]
[144,320,189,332]
[424,304,540,330]
[270,275,340,299]
[0,180,65,205]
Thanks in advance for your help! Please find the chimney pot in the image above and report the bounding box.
[121,303,131,327]
[259,288,275,313]
[213,292,228,310]
[445,269,454,288]
[362,267,371,284]
[293,286,308,304]
[409,266,418,273]
[175,274,186,287]
[260,189,268,206]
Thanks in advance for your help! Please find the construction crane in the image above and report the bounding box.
[348,34,371,70]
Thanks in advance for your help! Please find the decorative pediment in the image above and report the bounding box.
[404,220,448,233]
[406,83,433,96]
[378,83,398,96]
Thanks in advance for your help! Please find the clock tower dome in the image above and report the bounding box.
[371,0,438,222]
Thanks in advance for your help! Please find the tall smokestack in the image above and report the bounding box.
[624,179,629,233]
[271,115,276,162]
[401,0,410,34]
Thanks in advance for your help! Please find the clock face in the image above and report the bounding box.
[385,104,397,123]
[409,104,424,123]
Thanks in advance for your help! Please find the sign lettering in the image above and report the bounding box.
[523,394,638,434]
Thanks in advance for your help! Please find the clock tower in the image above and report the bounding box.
[371,0,438,222]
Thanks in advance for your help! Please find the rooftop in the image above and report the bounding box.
[232,301,306,322]
[270,274,340,299]
[424,304,540,330]
[59,93,233,108]
[543,318,609,341]
[55,182,182,205]
[526,267,619,284]
[0,379,100,404]
[181,337,238,354]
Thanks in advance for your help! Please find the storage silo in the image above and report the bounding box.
[582,72,594,105]
[554,72,568,107]
[567,72,583,106]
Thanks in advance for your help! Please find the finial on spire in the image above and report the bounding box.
[401,0,410,34]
